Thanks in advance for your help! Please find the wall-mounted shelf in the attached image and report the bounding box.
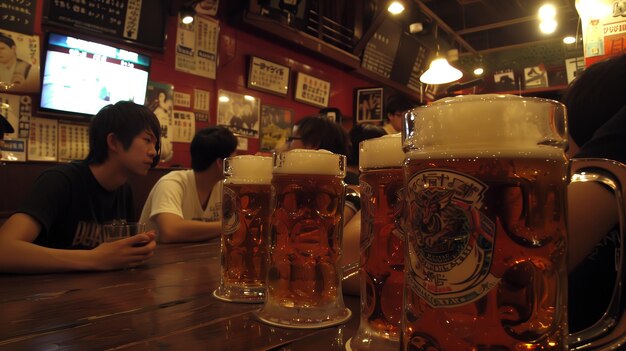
[239,11,424,101]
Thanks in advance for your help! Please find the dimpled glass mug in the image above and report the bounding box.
[256,149,352,328]
[348,134,407,351]
[213,155,272,303]
[401,94,626,350]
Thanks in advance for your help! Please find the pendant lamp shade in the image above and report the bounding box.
[419,57,463,85]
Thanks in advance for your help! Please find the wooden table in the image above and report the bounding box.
[0,242,361,350]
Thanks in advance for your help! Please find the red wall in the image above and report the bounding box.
[149,14,372,168]
[25,3,371,168]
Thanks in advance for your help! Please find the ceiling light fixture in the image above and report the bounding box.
[563,36,576,44]
[538,4,557,20]
[419,27,463,85]
[180,4,195,24]
[540,19,558,34]
[473,67,484,76]
[387,1,405,15]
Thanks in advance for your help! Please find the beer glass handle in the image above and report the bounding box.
[568,158,626,350]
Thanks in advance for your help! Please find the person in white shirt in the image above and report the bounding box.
[140,126,237,243]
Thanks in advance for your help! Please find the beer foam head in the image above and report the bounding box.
[224,155,273,184]
[360,133,404,169]
[273,149,346,177]
[404,94,567,153]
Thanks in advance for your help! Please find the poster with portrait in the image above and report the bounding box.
[217,90,261,138]
[355,88,383,123]
[260,104,293,151]
[0,29,40,93]
[145,81,174,141]
[0,92,31,139]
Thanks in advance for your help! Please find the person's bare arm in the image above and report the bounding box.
[341,210,361,296]
[154,212,221,243]
[0,213,157,274]
[568,181,618,272]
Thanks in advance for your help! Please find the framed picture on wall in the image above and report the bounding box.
[216,89,261,138]
[247,56,291,96]
[260,104,294,151]
[355,87,383,123]
[294,72,330,108]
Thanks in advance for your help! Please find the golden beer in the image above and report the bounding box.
[350,134,406,351]
[257,149,351,328]
[402,95,570,350]
[403,152,568,350]
[214,155,272,303]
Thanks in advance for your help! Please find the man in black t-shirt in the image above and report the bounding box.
[0,101,161,273]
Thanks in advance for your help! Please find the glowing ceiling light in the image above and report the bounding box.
[540,19,558,34]
[387,1,405,15]
[419,58,463,85]
[563,36,576,44]
[473,67,484,76]
[538,4,557,20]
[218,96,230,103]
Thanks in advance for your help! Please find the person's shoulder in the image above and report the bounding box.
[154,169,193,186]
[40,162,85,179]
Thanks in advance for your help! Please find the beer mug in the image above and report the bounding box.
[401,94,626,350]
[213,155,272,303]
[256,149,352,328]
[348,134,406,351]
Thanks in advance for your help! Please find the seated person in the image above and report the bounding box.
[0,101,160,273]
[284,115,359,222]
[140,126,238,243]
[562,54,626,332]
[346,123,387,185]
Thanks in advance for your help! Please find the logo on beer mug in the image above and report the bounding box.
[222,186,240,236]
[406,169,498,307]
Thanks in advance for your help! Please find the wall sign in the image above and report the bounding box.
[43,0,167,51]
[247,56,290,96]
[294,72,330,108]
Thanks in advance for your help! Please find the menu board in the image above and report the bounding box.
[361,19,402,79]
[0,0,37,34]
[392,33,430,92]
[43,0,167,51]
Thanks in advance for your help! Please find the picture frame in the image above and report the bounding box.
[260,104,294,151]
[294,72,330,108]
[216,89,261,138]
[247,56,290,96]
[355,87,383,123]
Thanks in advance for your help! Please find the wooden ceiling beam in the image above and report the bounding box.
[412,0,478,54]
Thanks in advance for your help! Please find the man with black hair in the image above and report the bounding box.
[383,97,414,134]
[139,126,238,243]
[0,101,161,273]
[0,32,31,88]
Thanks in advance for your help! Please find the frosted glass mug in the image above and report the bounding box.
[401,94,626,350]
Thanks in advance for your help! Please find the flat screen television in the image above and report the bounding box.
[40,32,150,117]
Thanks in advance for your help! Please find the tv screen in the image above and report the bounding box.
[40,33,150,117]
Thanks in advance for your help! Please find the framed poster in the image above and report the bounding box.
[294,72,330,108]
[247,56,290,96]
[217,90,261,138]
[260,104,293,151]
[355,88,383,123]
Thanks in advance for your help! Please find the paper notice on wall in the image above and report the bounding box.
[172,110,195,143]
[28,117,57,161]
[58,122,89,162]
[175,15,218,79]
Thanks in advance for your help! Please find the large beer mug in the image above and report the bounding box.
[401,94,626,350]
[256,149,352,328]
[349,134,406,351]
[214,155,272,303]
